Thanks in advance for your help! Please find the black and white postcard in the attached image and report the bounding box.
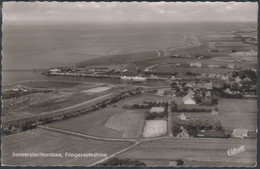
[1,1,258,167]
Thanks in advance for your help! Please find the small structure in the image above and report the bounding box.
[156,89,165,96]
[177,127,189,138]
[49,68,61,72]
[207,64,221,68]
[150,107,165,114]
[243,77,252,83]
[183,91,196,105]
[169,161,178,167]
[211,110,218,115]
[175,63,181,67]
[190,62,202,68]
[221,74,229,80]
[227,63,235,69]
[90,67,108,73]
[186,82,196,88]
[232,129,248,139]
[205,82,213,89]
[234,76,242,83]
[179,113,188,121]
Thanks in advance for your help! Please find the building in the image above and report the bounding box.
[186,82,196,88]
[183,90,196,105]
[234,76,242,83]
[175,63,181,67]
[150,107,165,114]
[190,62,202,68]
[232,129,248,139]
[179,113,188,120]
[49,68,61,72]
[227,63,235,69]
[177,127,189,138]
[92,67,108,73]
[243,77,252,83]
[221,74,229,80]
[156,89,165,96]
[207,64,221,68]
[211,110,218,115]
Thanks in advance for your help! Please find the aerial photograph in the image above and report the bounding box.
[1,1,258,167]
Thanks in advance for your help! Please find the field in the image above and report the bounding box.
[48,94,145,138]
[142,120,167,138]
[2,81,118,122]
[2,128,132,166]
[123,93,171,105]
[118,138,257,167]
[48,106,124,138]
[82,86,113,93]
[19,80,82,89]
[216,98,257,133]
[49,91,171,139]
[172,112,218,126]
[105,111,145,138]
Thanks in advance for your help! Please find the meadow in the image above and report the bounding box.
[216,98,257,133]
[118,138,257,167]
[142,120,167,138]
[2,128,132,166]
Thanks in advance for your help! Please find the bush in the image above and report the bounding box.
[176,159,184,166]
[97,157,146,166]
[172,126,182,137]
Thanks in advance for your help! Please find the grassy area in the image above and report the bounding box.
[105,111,145,138]
[216,98,257,132]
[23,80,82,89]
[48,94,144,138]
[2,128,132,166]
[2,82,117,122]
[119,138,257,166]
[123,93,171,105]
[142,120,167,138]
[49,106,124,138]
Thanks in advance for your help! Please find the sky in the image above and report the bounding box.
[3,2,258,24]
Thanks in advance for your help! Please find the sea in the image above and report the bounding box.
[2,22,256,85]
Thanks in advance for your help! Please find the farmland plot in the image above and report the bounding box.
[82,85,113,93]
[2,128,132,166]
[124,93,171,105]
[216,98,257,132]
[119,138,257,167]
[142,120,167,138]
[49,106,124,138]
[105,111,145,138]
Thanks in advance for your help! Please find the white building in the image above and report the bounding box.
[150,107,165,114]
[232,129,248,139]
[227,63,235,69]
[207,64,221,68]
[179,113,188,120]
[190,62,202,68]
[177,127,189,138]
[156,89,165,96]
[183,90,196,105]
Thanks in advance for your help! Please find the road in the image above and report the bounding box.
[167,100,173,137]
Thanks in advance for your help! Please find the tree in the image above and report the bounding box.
[97,157,146,166]
[211,98,219,105]
[186,71,193,75]
[171,82,178,89]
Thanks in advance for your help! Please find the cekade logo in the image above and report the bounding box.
[227,146,245,156]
